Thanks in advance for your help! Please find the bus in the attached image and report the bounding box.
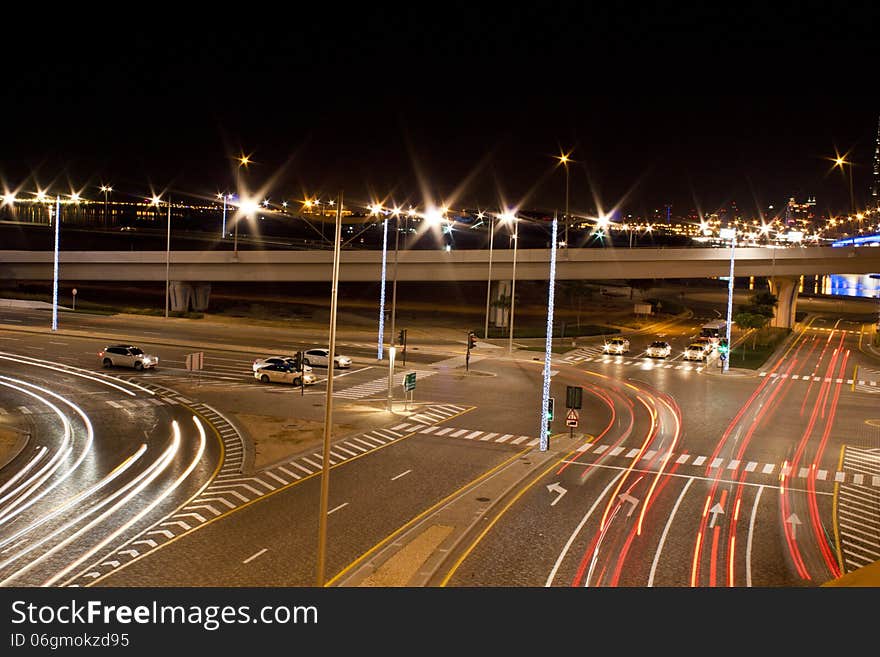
[699,320,727,346]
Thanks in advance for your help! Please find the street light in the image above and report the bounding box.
[501,211,519,354]
[482,211,495,341]
[833,154,855,219]
[389,206,401,362]
[557,151,572,247]
[51,195,61,331]
[217,192,230,238]
[153,195,172,318]
[720,227,736,373]
[372,203,388,360]
[100,185,112,227]
[316,190,343,587]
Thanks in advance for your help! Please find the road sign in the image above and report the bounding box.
[185,352,204,371]
[566,385,583,410]
[404,371,416,391]
[565,408,579,427]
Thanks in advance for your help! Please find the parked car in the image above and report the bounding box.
[254,364,317,386]
[684,343,707,361]
[603,337,630,354]
[98,345,159,370]
[645,340,672,358]
[252,356,312,373]
[303,348,352,369]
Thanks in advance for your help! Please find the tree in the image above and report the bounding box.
[559,280,593,328]
[625,278,655,300]
[733,311,770,349]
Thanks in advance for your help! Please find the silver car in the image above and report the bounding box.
[99,345,159,370]
[254,364,317,386]
[303,348,351,369]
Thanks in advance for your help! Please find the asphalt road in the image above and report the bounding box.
[442,314,880,586]
[1,302,878,588]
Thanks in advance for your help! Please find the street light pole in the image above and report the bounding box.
[483,212,494,341]
[220,193,228,238]
[376,206,388,360]
[390,208,400,358]
[316,191,343,588]
[564,161,570,247]
[51,196,60,332]
[508,215,519,355]
[721,227,736,373]
[165,197,171,318]
[100,185,111,228]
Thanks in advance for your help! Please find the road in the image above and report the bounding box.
[0,302,878,587]
[441,314,880,586]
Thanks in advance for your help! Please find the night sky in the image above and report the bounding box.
[2,4,878,217]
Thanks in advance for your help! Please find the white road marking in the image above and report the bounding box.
[480,432,499,442]
[762,464,775,474]
[328,502,348,515]
[243,548,268,564]
[746,486,765,588]
[692,456,706,466]
[391,469,412,481]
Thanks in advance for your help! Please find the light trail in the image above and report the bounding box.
[0,377,94,527]
[0,353,153,397]
[70,416,209,587]
[0,423,180,586]
[0,445,147,568]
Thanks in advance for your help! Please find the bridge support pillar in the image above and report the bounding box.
[168,282,212,312]
[768,276,799,329]
[491,280,512,328]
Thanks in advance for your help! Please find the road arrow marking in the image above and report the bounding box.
[786,513,802,539]
[100,560,120,568]
[708,503,725,528]
[132,539,158,549]
[118,549,139,558]
[547,482,568,506]
[83,572,101,579]
[618,493,639,516]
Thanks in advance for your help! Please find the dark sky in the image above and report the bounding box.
[2,3,879,217]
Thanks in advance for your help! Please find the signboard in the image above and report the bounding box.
[403,372,416,391]
[566,409,579,427]
[566,385,583,410]
[634,303,653,316]
[185,352,204,371]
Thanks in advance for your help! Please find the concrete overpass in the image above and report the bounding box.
[2,246,878,327]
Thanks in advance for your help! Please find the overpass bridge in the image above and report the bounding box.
[2,245,878,327]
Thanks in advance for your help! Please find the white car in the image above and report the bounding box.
[603,338,630,354]
[99,345,159,370]
[684,343,707,361]
[645,340,672,358]
[303,348,352,369]
[254,364,317,386]
[252,355,312,373]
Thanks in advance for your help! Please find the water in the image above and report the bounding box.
[824,274,880,298]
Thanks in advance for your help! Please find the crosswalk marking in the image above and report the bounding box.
[692,456,706,466]
[676,454,690,464]
[420,426,439,434]
[509,435,529,444]
[480,432,499,441]
[435,427,454,436]
[745,461,757,472]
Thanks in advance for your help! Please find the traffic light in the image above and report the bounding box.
[398,329,406,345]
[547,397,555,421]
[292,351,303,370]
[718,339,729,356]
[468,332,477,350]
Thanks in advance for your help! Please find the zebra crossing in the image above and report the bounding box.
[562,347,704,372]
[332,368,437,399]
[758,371,880,390]
[837,446,880,573]
[67,402,470,585]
